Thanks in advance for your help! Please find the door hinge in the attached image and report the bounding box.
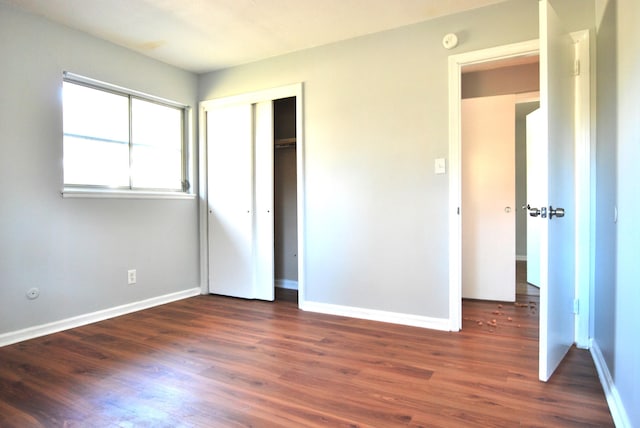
[574,59,581,76]
[457,207,460,215]
[573,299,580,314]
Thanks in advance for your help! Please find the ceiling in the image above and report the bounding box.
[2,0,509,73]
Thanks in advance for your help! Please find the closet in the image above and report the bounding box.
[273,97,299,300]
[202,84,301,302]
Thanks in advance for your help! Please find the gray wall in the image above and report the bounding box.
[613,0,640,423]
[199,0,593,318]
[594,0,618,383]
[595,0,640,425]
[462,62,539,99]
[0,4,200,335]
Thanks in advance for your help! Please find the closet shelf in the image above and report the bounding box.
[275,137,296,149]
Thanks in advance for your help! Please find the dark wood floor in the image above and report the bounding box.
[0,294,612,427]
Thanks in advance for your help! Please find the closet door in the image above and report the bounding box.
[253,101,275,301]
[207,103,255,298]
[206,101,275,300]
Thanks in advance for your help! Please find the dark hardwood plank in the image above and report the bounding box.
[0,295,613,427]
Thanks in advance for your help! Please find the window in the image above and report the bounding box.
[62,73,190,195]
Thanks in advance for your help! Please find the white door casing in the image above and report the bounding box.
[461,94,516,302]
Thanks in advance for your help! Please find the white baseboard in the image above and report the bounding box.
[590,339,632,428]
[275,279,298,290]
[516,255,527,261]
[299,300,450,331]
[0,287,201,348]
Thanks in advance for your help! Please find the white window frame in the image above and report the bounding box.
[61,72,194,200]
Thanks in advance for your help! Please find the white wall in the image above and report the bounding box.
[0,4,199,337]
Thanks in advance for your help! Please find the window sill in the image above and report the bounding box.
[62,187,196,200]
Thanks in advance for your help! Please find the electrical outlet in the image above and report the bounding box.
[127,269,137,285]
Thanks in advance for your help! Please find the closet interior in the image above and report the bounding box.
[273,97,298,301]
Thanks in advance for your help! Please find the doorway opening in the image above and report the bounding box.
[447,39,541,332]
[459,54,541,338]
[461,55,541,301]
[273,97,299,302]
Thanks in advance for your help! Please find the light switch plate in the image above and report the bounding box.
[435,158,446,174]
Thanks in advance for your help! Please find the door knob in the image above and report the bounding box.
[549,206,565,219]
[524,204,541,217]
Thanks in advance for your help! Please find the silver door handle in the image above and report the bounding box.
[549,206,565,219]
[524,204,541,217]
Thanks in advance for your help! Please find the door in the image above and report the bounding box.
[538,0,576,381]
[462,94,516,302]
[206,101,274,300]
[253,101,275,301]
[525,108,542,287]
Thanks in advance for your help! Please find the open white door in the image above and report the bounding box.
[525,109,542,287]
[538,0,576,381]
[206,101,275,301]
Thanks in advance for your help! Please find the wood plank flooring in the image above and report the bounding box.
[0,295,613,427]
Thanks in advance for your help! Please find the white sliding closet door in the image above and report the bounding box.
[253,101,275,301]
[206,101,274,300]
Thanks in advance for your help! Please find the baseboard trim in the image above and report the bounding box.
[275,279,298,290]
[0,287,201,348]
[299,301,450,331]
[590,339,632,428]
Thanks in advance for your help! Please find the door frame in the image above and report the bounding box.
[198,83,305,304]
[447,35,591,349]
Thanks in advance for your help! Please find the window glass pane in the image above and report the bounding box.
[63,135,130,186]
[61,76,187,192]
[63,82,129,143]
[131,98,183,190]
[63,81,130,187]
